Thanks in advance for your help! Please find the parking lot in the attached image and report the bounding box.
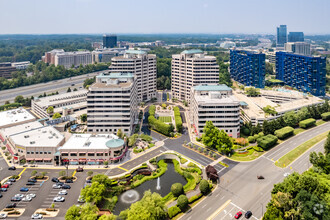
[212,202,258,220]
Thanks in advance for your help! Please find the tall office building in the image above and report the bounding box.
[109,50,157,101]
[87,72,138,135]
[103,35,117,48]
[276,52,326,96]
[190,84,240,138]
[284,42,311,55]
[276,25,287,47]
[171,49,219,103]
[229,50,265,88]
[288,32,304,42]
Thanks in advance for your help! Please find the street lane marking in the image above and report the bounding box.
[118,166,128,172]
[72,170,77,177]
[207,199,231,220]
[18,168,27,176]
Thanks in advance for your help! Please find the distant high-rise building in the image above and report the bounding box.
[276,25,287,47]
[171,49,219,103]
[103,35,117,48]
[288,32,304,42]
[284,42,311,55]
[276,52,326,96]
[230,50,265,88]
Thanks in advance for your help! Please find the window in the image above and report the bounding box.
[36,152,39,154]
[40,152,43,154]
[31,152,34,154]
[48,152,51,154]
[105,153,108,156]
[79,153,86,157]
[44,152,47,154]
[70,153,77,156]
[97,153,103,156]
[27,152,30,154]
[88,153,95,157]
[61,153,68,156]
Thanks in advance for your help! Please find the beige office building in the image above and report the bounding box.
[108,50,157,101]
[55,51,92,69]
[171,49,219,103]
[190,84,240,138]
[87,72,138,135]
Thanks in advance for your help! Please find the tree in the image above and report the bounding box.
[5,100,10,105]
[99,214,117,220]
[91,174,111,187]
[283,111,298,127]
[65,205,81,220]
[117,129,123,139]
[14,95,25,104]
[325,132,330,155]
[245,87,260,97]
[199,179,210,195]
[73,88,78,91]
[52,112,61,119]
[80,114,87,123]
[177,194,188,210]
[87,171,93,177]
[67,87,71,93]
[297,107,310,122]
[171,183,184,197]
[119,190,167,220]
[65,203,99,220]
[81,182,106,204]
[46,106,54,114]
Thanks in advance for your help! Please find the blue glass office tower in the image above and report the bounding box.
[230,50,265,88]
[276,25,287,47]
[288,32,304,42]
[276,52,326,96]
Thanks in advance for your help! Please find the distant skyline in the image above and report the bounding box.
[0,0,330,35]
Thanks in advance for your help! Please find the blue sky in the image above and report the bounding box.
[0,0,329,34]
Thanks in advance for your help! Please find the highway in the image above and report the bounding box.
[0,71,102,105]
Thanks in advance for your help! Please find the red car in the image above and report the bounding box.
[1,184,9,188]
[235,211,242,219]
[76,167,83,172]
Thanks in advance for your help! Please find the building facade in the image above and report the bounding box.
[103,35,117,48]
[230,50,265,88]
[190,84,240,138]
[276,25,287,47]
[171,49,219,103]
[54,51,92,69]
[276,52,326,96]
[288,32,304,42]
[92,49,121,63]
[284,42,311,55]
[0,62,16,79]
[87,72,138,135]
[109,50,157,101]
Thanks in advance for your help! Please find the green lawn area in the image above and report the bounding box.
[229,148,264,161]
[293,128,306,135]
[316,120,326,126]
[159,116,172,123]
[275,131,329,168]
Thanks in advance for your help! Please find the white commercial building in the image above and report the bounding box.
[109,49,157,101]
[59,133,126,165]
[220,41,236,49]
[284,42,311,55]
[54,51,92,69]
[172,49,219,103]
[87,72,138,135]
[11,61,31,70]
[92,48,124,63]
[190,84,240,138]
[0,108,36,129]
[32,89,88,119]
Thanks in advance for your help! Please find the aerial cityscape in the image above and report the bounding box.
[0,0,330,219]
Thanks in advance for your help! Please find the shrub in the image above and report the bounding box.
[258,132,264,137]
[253,134,259,139]
[148,106,173,136]
[274,126,294,140]
[299,118,316,129]
[180,158,188,164]
[253,146,264,152]
[177,195,189,210]
[8,211,20,215]
[198,147,202,153]
[171,183,184,197]
[3,208,14,211]
[168,205,181,218]
[11,175,19,179]
[235,138,248,146]
[199,179,210,195]
[321,112,330,121]
[242,127,250,136]
[196,137,202,142]
[173,106,182,132]
[188,193,203,203]
[248,136,255,143]
[257,134,278,150]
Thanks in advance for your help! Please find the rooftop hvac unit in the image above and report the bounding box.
[30,141,35,144]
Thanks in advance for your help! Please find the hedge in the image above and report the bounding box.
[257,134,278,150]
[173,106,182,133]
[274,126,294,140]
[321,112,330,121]
[168,205,181,218]
[299,118,316,129]
[148,105,173,136]
[188,193,203,203]
[248,136,255,143]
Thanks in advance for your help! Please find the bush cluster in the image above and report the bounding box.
[199,179,210,195]
[168,205,181,218]
[171,183,184,197]
[173,106,182,133]
[177,195,189,210]
[321,112,330,121]
[299,118,316,129]
[188,193,203,203]
[274,126,294,140]
[148,105,174,136]
[257,134,278,150]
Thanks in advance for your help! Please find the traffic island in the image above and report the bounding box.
[59,176,78,182]
[0,208,25,218]
[33,208,59,218]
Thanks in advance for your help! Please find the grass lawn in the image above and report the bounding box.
[159,116,172,123]
[275,131,328,168]
[316,120,326,126]
[293,128,306,135]
[229,148,264,161]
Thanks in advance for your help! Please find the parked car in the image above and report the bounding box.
[5,203,16,208]
[31,213,43,219]
[0,213,8,219]
[28,193,36,198]
[62,184,71,189]
[56,182,64,186]
[52,184,61,189]
[4,181,12,185]
[53,196,65,202]
[235,211,242,219]
[8,166,16,170]
[14,194,24,198]
[58,190,67,195]
[11,196,21,202]
[30,164,38,167]
[26,182,36,186]
[28,178,37,183]
[22,164,28,167]
[1,184,9,188]
[245,211,253,219]
[20,187,29,192]
[8,178,16,182]
[0,188,7,192]
[0,194,2,198]
[22,196,32,202]
[65,179,73,183]
[76,167,83,172]
[52,177,59,182]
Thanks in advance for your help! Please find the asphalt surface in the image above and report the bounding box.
[0,71,102,105]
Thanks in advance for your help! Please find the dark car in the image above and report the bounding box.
[76,167,83,172]
[52,177,59,183]
[20,187,29,192]
[0,188,7,192]
[65,179,73,183]
[8,178,16,182]
[11,197,21,202]
[28,178,37,183]
[62,184,71,189]
[245,211,252,219]
[8,166,16,170]
[56,182,64,186]
[0,194,2,198]
[6,203,16,208]
[26,182,35,186]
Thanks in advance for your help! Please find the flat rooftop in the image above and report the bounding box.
[1,121,43,138]
[10,125,64,148]
[0,108,36,128]
[60,134,123,150]
[194,84,232,91]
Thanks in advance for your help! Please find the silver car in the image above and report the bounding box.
[53,196,65,202]
[31,213,43,219]
[22,196,32,202]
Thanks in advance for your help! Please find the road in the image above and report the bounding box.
[0,71,102,105]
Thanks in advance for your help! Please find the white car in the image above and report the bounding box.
[284,172,290,177]
[28,193,36,198]
[52,184,61,189]
[53,196,65,202]
[15,194,24,198]
[22,196,32,202]
[58,190,67,195]
[4,181,12,185]
[31,213,43,219]
[0,213,8,219]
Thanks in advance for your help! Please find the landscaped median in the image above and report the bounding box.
[275,131,329,168]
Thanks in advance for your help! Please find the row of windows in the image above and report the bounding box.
[88,128,129,132]
[198,120,240,123]
[87,101,131,103]
[88,120,131,123]
[27,151,52,155]
[88,110,130,113]
[87,105,131,108]
[61,153,109,157]
[89,91,131,94]
[88,125,130,127]
[198,115,239,119]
